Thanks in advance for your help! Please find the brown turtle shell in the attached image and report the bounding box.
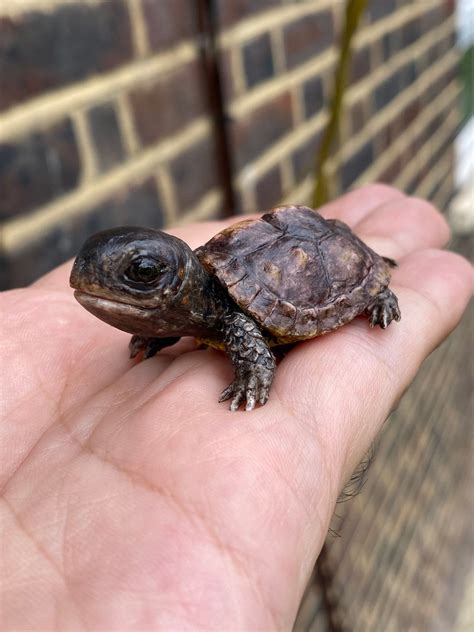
[195,206,392,342]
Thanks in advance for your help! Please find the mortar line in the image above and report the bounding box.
[228,17,453,121]
[3,119,211,249]
[0,41,198,142]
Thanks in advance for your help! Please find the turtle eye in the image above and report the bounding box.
[125,257,164,284]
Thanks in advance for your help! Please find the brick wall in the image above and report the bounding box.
[0,0,460,289]
[218,0,459,212]
[0,0,222,287]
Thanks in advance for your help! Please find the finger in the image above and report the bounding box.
[318,182,405,225]
[277,248,473,482]
[355,196,450,259]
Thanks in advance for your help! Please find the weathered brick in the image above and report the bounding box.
[425,112,444,142]
[420,6,445,31]
[367,0,396,22]
[0,1,132,111]
[350,99,367,134]
[243,33,274,89]
[85,178,164,231]
[401,98,421,127]
[229,91,293,170]
[169,136,218,210]
[437,34,453,58]
[292,131,321,183]
[255,165,283,210]
[382,29,402,62]
[378,156,402,184]
[399,62,417,90]
[303,76,324,119]
[418,42,439,74]
[400,18,421,48]
[0,178,164,289]
[283,11,333,70]
[215,0,282,28]
[350,46,371,83]
[374,65,415,111]
[130,61,207,147]
[376,117,400,151]
[405,171,421,195]
[88,103,125,173]
[341,142,373,189]
[142,0,196,52]
[0,119,80,219]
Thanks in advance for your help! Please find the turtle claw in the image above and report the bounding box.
[367,289,401,329]
[129,335,180,359]
[218,384,234,403]
[220,371,272,411]
[219,381,247,411]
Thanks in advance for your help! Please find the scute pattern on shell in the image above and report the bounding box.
[195,206,393,342]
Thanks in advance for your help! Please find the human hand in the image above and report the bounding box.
[1,185,472,630]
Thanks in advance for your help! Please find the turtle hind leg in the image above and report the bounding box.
[366,288,401,329]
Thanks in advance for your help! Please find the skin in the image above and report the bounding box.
[0,185,472,630]
[69,208,400,411]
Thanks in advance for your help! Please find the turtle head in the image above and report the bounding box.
[70,227,216,337]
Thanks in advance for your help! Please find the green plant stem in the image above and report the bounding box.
[313,0,368,207]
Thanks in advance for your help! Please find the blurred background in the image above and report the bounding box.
[0,0,472,630]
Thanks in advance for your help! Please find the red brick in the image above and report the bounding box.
[378,156,402,184]
[283,11,333,70]
[367,0,396,22]
[303,75,324,119]
[420,7,445,31]
[401,99,421,127]
[0,178,164,289]
[255,165,283,210]
[243,33,275,89]
[292,131,321,183]
[229,91,293,170]
[350,99,367,135]
[142,0,196,52]
[400,18,421,48]
[0,1,132,112]
[341,142,374,189]
[350,46,371,83]
[130,61,207,147]
[88,102,125,173]
[382,29,402,62]
[376,117,400,151]
[169,136,219,210]
[86,178,164,230]
[215,0,282,28]
[0,119,80,219]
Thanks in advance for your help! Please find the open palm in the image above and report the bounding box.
[1,185,472,630]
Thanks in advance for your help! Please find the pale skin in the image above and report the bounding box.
[0,185,472,630]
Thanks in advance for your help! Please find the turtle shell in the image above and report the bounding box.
[195,206,392,342]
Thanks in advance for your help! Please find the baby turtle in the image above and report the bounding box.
[70,205,400,411]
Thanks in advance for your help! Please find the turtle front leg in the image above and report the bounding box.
[129,335,180,359]
[220,312,276,411]
[366,288,401,329]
